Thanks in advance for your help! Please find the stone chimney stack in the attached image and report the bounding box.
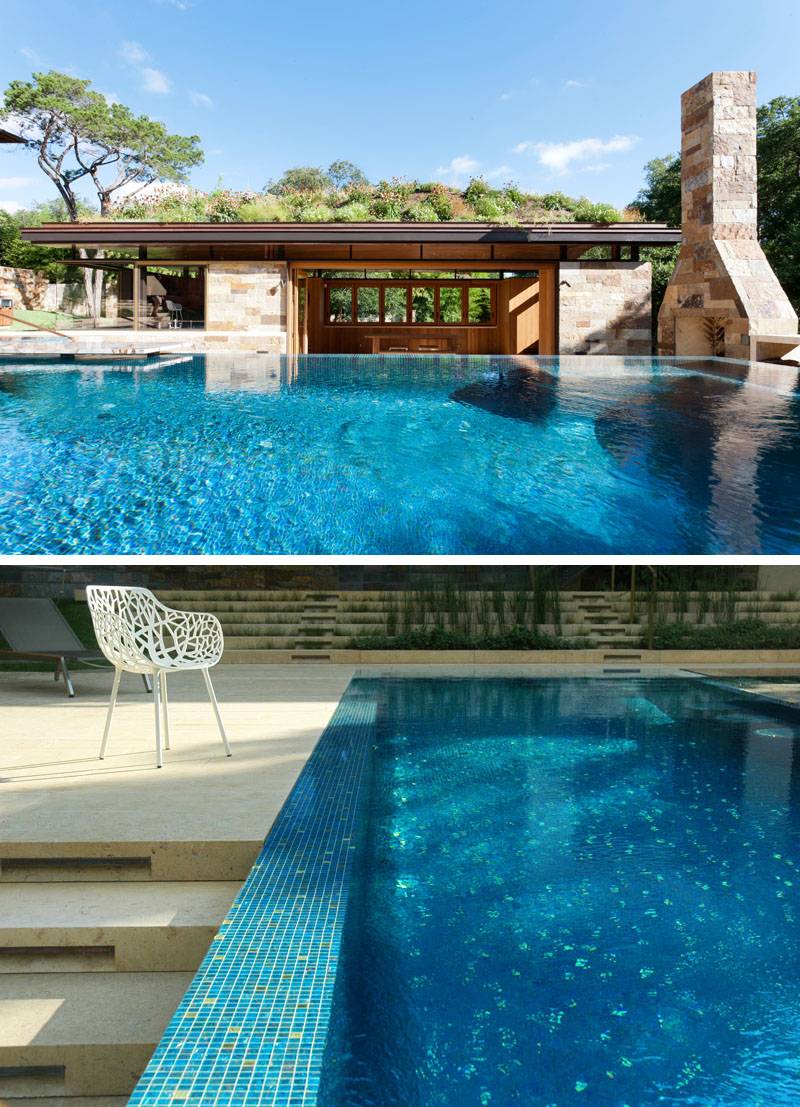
[658,71,797,359]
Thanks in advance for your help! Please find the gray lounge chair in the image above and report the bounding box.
[0,598,152,698]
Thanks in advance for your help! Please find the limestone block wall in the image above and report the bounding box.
[205,262,287,352]
[0,265,49,310]
[558,261,652,355]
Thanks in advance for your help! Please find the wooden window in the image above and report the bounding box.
[324,279,496,326]
[439,286,463,324]
[328,285,353,322]
[384,286,408,323]
[357,286,380,323]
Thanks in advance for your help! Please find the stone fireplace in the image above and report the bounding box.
[658,71,797,360]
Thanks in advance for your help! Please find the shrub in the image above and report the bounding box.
[334,200,372,222]
[402,200,440,222]
[472,193,515,220]
[348,625,571,650]
[572,197,622,223]
[541,191,577,211]
[464,176,490,204]
[237,196,289,221]
[649,618,800,650]
[428,185,455,220]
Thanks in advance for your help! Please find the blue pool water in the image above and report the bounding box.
[319,678,800,1107]
[1,354,800,554]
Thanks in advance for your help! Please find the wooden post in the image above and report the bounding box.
[629,567,636,625]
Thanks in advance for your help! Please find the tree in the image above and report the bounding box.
[2,70,203,319]
[0,200,80,281]
[756,96,800,310]
[632,155,682,227]
[327,160,368,190]
[266,166,331,194]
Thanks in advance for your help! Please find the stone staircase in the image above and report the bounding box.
[569,592,641,647]
[0,862,239,1102]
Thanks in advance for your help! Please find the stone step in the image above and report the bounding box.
[0,971,193,1097]
[0,881,238,972]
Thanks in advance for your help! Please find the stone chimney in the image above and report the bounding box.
[658,71,797,359]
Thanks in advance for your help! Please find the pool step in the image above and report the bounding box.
[0,881,239,972]
[0,971,193,1097]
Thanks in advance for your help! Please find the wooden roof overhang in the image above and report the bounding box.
[21,220,681,251]
[0,127,24,143]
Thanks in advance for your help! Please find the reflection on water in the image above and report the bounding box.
[1,354,799,554]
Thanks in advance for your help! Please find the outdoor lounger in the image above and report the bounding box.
[0,597,152,698]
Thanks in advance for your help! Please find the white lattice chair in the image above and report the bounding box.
[86,586,232,769]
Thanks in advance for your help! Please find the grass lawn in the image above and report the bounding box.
[5,308,81,331]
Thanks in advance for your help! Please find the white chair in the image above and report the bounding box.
[165,300,183,328]
[86,586,232,769]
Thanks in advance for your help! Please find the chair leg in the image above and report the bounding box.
[202,668,232,757]
[153,669,163,769]
[142,674,153,693]
[160,671,170,751]
[59,657,75,698]
[100,668,122,760]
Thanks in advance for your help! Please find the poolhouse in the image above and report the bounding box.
[20,219,679,355]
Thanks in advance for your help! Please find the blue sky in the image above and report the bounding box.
[1,0,799,215]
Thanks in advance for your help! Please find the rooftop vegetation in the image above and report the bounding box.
[99,168,637,226]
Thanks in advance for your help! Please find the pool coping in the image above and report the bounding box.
[128,677,379,1107]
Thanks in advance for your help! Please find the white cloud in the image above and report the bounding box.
[189,91,213,108]
[564,79,584,88]
[513,134,639,174]
[580,163,610,173]
[20,46,41,64]
[0,201,23,213]
[435,155,480,183]
[0,177,36,190]
[485,165,512,180]
[140,67,172,94]
[121,41,150,65]
[101,91,120,105]
[209,148,224,156]
[499,92,512,101]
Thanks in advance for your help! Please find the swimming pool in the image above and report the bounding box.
[131,675,800,1106]
[1,354,799,554]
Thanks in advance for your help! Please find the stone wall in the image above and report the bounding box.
[658,71,797,359]
[0,265,49,310]
[558,261,652,355]
[205,262,287,352]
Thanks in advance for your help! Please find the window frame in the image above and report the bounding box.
[324,278,496,327]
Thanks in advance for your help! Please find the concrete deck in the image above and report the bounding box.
[0,664,355,880]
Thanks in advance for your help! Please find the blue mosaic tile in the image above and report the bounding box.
[128,678,380,1107]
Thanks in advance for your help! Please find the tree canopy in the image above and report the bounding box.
[632,155,681,228]
[266,160,369,194]
[756,95,800,311]
[2,70,203,217]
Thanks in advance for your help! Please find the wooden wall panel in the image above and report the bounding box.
[494,244,560,261]
[538,268,557,354]
[351,244,421,260]
[421,244,492,260]
[507,278,539,353]
[286,244,350,260]
[215,245,268,260]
